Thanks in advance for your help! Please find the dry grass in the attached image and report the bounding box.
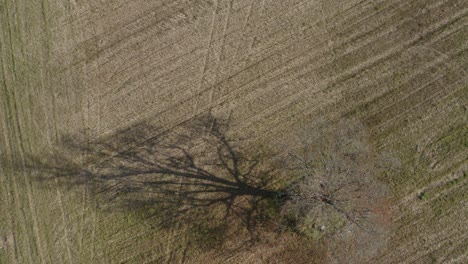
[1,0,467,263]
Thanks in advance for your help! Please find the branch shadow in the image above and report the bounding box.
[19,114,282,247]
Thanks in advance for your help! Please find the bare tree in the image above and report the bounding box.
[282,118,392,262]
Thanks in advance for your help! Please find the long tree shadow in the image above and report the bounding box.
[22,114,282,246]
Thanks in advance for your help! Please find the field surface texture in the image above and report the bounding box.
[1,0,467,263]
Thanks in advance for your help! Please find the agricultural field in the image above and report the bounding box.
[0,0,466,263]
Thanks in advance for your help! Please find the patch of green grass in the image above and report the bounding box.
[419,192,429,201]
[430,185,467,219]
[0,251,8,264]
[433,207,444,218]
[126,213,136,225]
[447,178,460,187]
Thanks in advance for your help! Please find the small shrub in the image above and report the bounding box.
[434,208,444,217]
[419,192,429,200]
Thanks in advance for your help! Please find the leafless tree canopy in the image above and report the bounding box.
[283,118,392,248]
[10,115,392,259]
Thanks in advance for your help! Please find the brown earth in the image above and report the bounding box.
[1,0,467,263]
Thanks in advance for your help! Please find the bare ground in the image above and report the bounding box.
[1,0,467,263]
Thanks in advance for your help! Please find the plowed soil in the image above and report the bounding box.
[1,0,466,263]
